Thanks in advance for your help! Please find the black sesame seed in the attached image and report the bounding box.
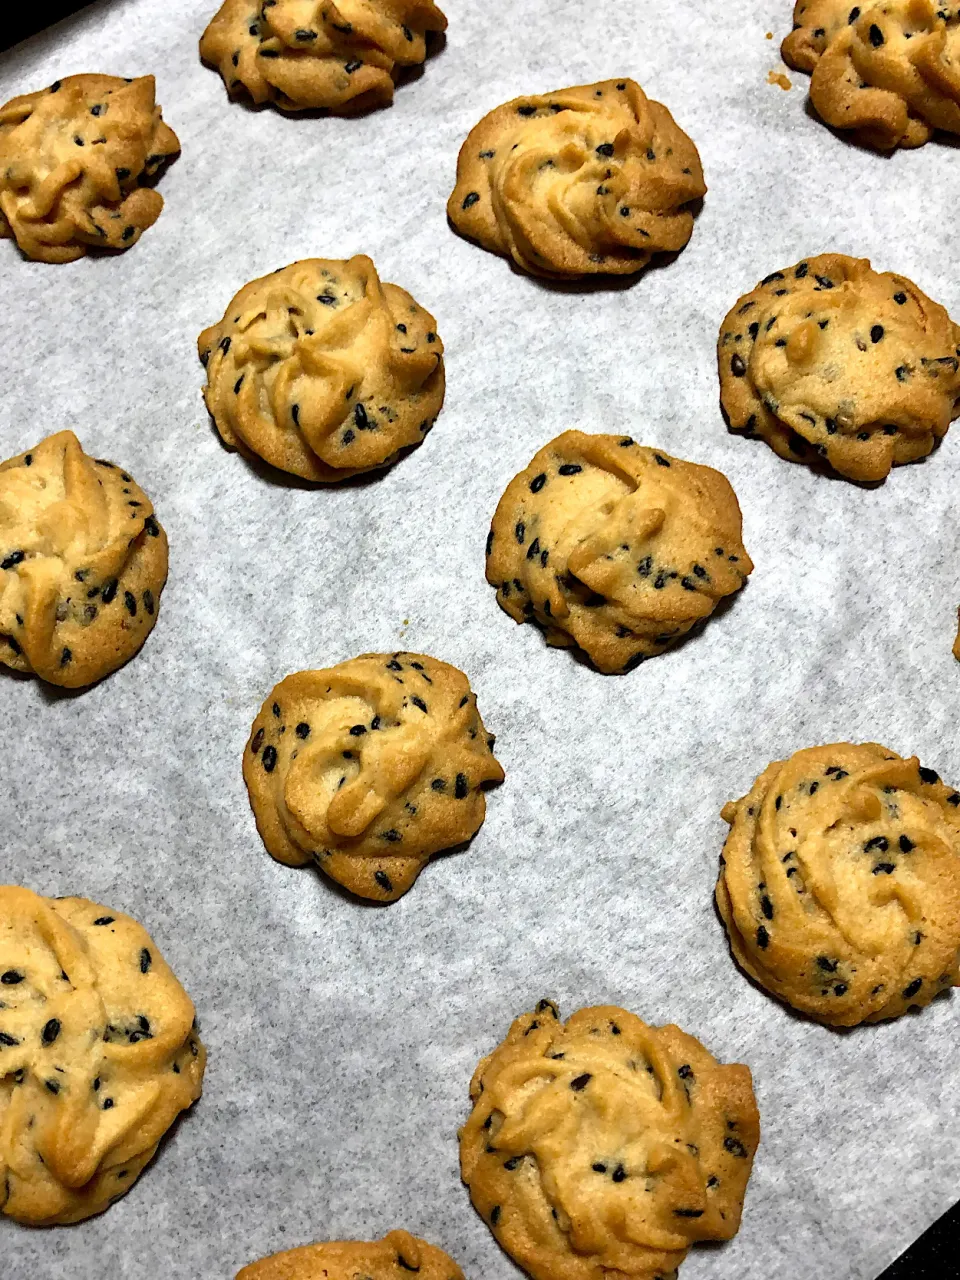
[570,1073,592,1091]
[760,895,774,920]
[903,978,922,999]
[354,403,370,430]
[261,745,278,772]
[530,473,547,493]
[1,971,24,985]
[919,766,940,784]
[873,863,896,875]
[893,292,907,305]
[731,354,746,378]
[411,697,428,713]
[462,192,480,210]
[756,925,769,949]
[143,590,155,616]
[864,836,889,852]
[517,105,537,116]
[870,325,884,343]
[144,515,160,537]
[349,724,367,736]
[869,23,884,45]
[374,870,394,891]
[139,948,152,974]
[42,1018,61,1045]
[515,521,525,544]
[612,1164,627,1182]
[899,835,915,852]
[431,779,446,792]
[490,1206,501,1225]
[558,463,582,475]
[101,578,118,605]
[251,728,264,754]
[345,59,363,72]
[596,142,614,156]
[46,1080,61,1095]
[455,773,468,799]
[295,722,310,739]
[124,590,137,617]
[724,1136,747,1157]
[59,647,72,667]
[817,956,838,972]
[0,1031,19,1046]
[93,917,115,926]
[834,983,848,996]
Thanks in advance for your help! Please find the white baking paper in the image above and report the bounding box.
[2,1,959,1277]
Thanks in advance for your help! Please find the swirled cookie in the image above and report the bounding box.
[0,885,205,1225]
[0,74,179,264]
[199,256,445,482]
[717,743,960,1026]
[236,1230,464,1279]
[719,254,960,482]
[447,79,706,278]
[460,1002,759,1280]
[244,653,503,901]
[0,431,168,688]
[486,432,752,674]
[782,1,960,150]
[200,0,447,113]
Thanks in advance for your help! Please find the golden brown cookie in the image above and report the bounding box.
[0,885,205,1225]
[199,256,445,482]
[717,743,960,1026]
[447,78,705,278]
[460,1002,759,1280]
[0,74,179,264]
[200,0,447,114]
[782,1,960,150]
[236,1230,464,1280]
[486,431,752,674]
[0,431,168,688]
[719,254,960,483]
[244,652,503,901]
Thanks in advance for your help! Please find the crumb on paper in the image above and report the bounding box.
[766,31,774,38]
[953,608,960,661]
[767,69,792,90]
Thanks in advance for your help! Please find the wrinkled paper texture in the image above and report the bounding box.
[1,2,958,1278]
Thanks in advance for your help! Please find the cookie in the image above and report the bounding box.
[0,430,168,688]
[460,1002,759,1280]
[782,1,960,150]
[447,78,706,278]
[199,256,445,482]
[244,652,504,901]
[486,431,752,674]
[200,0,447,114]
[0,885,205,1225]
[236,1230,464,1279]
[0,74,179,264]
[716,743,960,1026]
[719,254,960,482]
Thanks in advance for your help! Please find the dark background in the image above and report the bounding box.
[2,4,958,1279]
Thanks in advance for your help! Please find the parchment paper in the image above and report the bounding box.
[2,2,959,1277]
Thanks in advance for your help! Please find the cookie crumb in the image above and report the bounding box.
[767,70,792,90]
